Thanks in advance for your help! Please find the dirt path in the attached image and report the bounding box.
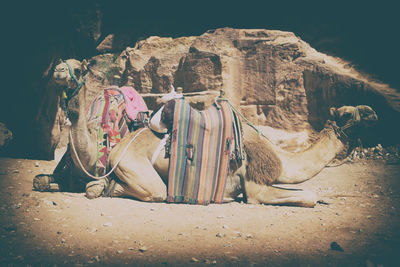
[1,157,400,266]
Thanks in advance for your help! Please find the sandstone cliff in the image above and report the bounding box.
[88,28,400,131]
[43,28,400,159]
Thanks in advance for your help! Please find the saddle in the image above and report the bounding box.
[164,98,243,205]
[87,87,148,177]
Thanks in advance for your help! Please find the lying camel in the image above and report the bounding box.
[34,59,378,207]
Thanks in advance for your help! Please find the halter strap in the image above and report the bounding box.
[62,60,86,100]
[341,105,361,131]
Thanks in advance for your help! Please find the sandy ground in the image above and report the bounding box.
[1,157,400,267]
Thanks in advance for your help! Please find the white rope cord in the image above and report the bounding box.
[151,134,169,165]
[69,127,148,180]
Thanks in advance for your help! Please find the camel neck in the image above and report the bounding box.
[277,127,344,184]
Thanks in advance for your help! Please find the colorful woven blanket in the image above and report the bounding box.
[86,87,148,177]
[167,98,241,205]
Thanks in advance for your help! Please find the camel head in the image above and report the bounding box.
[53,59,89,123]
[330,105,378,129]
[53,59,87,89]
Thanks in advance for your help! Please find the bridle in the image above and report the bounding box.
[340,105,361,131]
[60,60,86,113]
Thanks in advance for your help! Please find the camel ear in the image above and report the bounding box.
[329,107,337,118]
[81,59,89,75]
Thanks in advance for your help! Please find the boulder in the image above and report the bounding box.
[0,122,12,154]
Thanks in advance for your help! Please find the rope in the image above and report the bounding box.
[217,97,273,142]
[69,127,148,180]
[62,60,86,100]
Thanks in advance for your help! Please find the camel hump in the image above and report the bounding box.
[243,127,282,185]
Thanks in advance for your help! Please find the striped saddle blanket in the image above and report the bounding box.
[167,98,243,205]
[87,87,148,177]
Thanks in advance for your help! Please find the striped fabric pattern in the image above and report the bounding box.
[167,98,236,205]
[86,89,131,177]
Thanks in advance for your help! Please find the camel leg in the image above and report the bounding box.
[244,180,318,207]
[111,157,167,202]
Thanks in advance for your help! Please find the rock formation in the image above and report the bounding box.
[90,28,400,132]
[35,28,400,159]
[0,122,12,155]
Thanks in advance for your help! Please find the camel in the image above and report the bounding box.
[34,59,378,207]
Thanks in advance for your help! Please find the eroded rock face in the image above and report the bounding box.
[42,28,400,159]
[106,28,399,134]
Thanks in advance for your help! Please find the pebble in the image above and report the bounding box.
[245,233,253,239]
[330,241,344,252]
[61,238,66,243]
[216,232,225,238]
[103,222,112,227]
[12,170,19,173]
[35,162,39,167]
[117,250,123,254]
[138,246,147,252]
[204,259,217,265]
[88,228,97,233]
[33,218,41,221]
[233,231,242,237]
[190,257,199,262]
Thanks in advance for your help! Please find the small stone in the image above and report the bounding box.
[216,232,225,238]
[103,222,112,227]
[61,238,66,243]
[138,246,147,252]
[12,170,19,173]
[222,225,229,229]
[128,247,134,250]
[217,215,224,219]
[190,257,199,262]
[94,256,100,262]
[35,162,40,167]
[57,231,62,235]
[233,231,242,237]
[245,233,253,239]
[330,241,344,252]
[88,228,97,233]
[33,218,41,221]
[117,250,123,254]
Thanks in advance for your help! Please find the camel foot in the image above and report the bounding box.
[33,174,55,192]
[85,179,107,199]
